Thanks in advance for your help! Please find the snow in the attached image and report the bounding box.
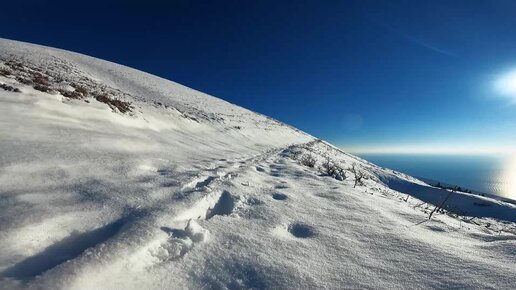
[0,38,515,289]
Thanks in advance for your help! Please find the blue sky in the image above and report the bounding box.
[1,0,515,154]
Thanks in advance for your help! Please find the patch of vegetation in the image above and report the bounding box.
[60,90,83,99]
[321,156,346,181]
[299,154,316,168]
[5,59,25,70]
[16,76,32,85]
[94,93,132,113]
[433,182,472,193]
[0,83,21,92]
[348,163,366,187]
[1,57,134,114]
[33,84,51,93]
[0,67,12,76]
[74,86,88,96]
[32,73,49,86]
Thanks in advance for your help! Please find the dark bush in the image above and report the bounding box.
[0,83,21,92]
[6,60,24,70]
[94,93,132,113]
[33,84,51,93]
[32,73,49,86]
[288,147,303,160]
[321,156,346,181]
[300,154,316,168]
[61,90,83,99]
[74,86,88,96]
[0,67,11,76]
[349,163,366,188]
[16,77,32,85]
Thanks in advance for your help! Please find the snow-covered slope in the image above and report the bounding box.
[0,38,515,290]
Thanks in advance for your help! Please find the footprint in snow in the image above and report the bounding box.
[157,220,210,261]
[272,193,288,200]
[157,168,173,176]
[288,223,315,238]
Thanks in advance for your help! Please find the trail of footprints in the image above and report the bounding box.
[264,160,316,239]
[145,156,256,265]
[1,152,315,280]
[149,156,316,266]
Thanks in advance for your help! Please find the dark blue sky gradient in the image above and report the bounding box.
[1,0,516,153]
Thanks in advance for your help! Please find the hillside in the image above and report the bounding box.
[0,38,515,290]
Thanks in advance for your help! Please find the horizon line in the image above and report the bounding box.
[340,145,515,156]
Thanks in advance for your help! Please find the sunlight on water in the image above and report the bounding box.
[500,154,516,199]
[359,153,515,201]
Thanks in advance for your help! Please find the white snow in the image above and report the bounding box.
[0,38,515,290]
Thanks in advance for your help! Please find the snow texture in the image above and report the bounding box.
[0,38,515,290]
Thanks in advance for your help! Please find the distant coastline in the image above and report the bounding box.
[358,153,514,202]
[419,177,516,206]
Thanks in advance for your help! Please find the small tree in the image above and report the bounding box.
[349,163,365,188]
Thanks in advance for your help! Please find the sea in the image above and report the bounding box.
[358,153,515,201]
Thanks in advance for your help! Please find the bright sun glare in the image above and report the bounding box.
[494,69,516,103]
[501,154,516,199]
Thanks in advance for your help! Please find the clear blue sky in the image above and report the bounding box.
[2,0,515,154]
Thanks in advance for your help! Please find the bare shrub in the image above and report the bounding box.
[0,83,21,92]
[428,191,453,219]
[74,86,88,96]
[349,163,366,188]
[33,84,51,92]
[287,146,303,160]
[94,93,132,113]
[32,73,49,86]
[6,59,24,70]
[60,85,89,99]
[321,156,346,181]
[0,67,12,76]
[16,76,32,85]
[60,90,83,99]
[299,154,316,168]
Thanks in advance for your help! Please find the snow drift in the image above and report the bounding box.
[0,38,515,290]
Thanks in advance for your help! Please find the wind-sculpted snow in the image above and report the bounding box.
[0,38,515,289]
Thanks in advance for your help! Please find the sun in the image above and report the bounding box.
[494,69,516,103]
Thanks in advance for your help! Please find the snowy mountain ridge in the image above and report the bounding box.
[0,38,515,289]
